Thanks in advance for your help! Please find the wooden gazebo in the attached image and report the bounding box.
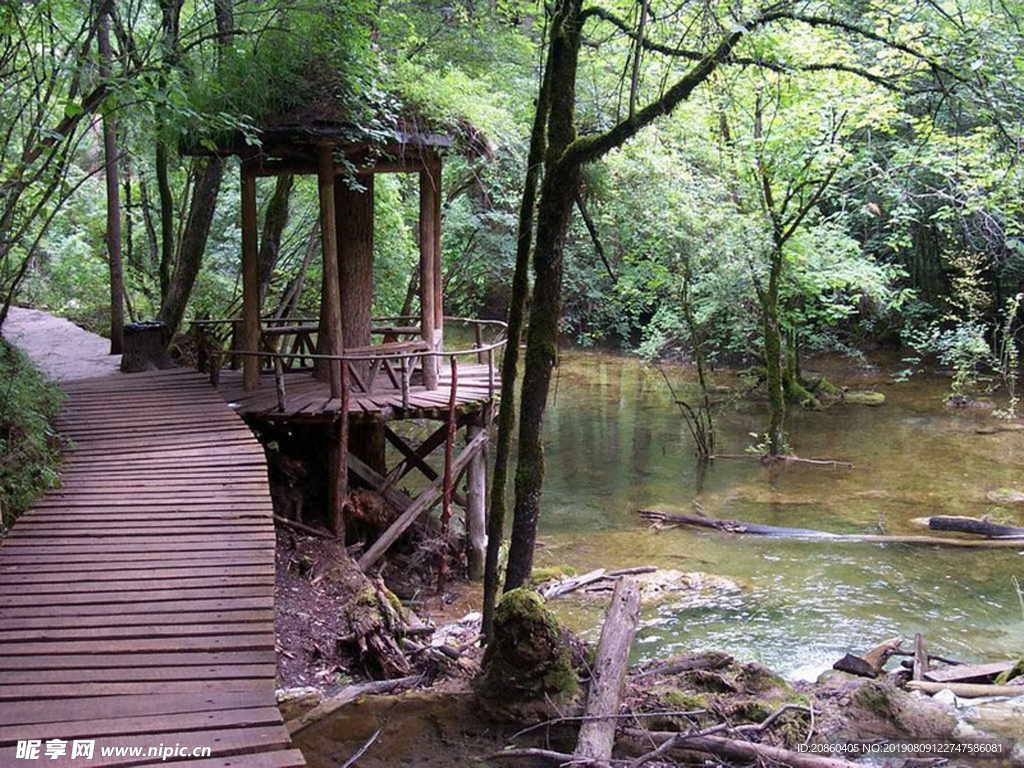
[232,125,452,394]
[187,123,505,581]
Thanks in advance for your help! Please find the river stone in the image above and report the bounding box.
[987,489,1024,505]
[844,390,886,406]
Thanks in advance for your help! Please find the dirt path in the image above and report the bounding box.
[1,306,121,381]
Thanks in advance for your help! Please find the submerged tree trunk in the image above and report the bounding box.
[481,39,554,641]
[504,0,585,591]
[98,0,124,354]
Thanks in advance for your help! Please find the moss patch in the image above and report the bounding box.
[529,565,577,585]
[844,390,886,406]
[994,658,1024,685]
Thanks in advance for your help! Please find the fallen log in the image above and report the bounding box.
[285,674,422,735]
[574,577,643,767]
[906,680,1024,698]
[924,660,1017,684]
[638,510,1024,548]
[911,515,1024,538]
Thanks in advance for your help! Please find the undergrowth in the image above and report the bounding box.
[0,341,63,528]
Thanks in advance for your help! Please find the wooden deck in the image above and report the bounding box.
[217,361,499,422]
[0,368,304,767]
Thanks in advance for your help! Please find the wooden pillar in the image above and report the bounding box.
[336,174,375,351]
[431,156,443,351]
[419,168,438,389]
[465,417,487,580]
[240,164,260,392]
[316,144,344,398]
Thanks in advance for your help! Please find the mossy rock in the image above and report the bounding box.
[477,588,579,702]
[994,658,1024,685]
[735,663,794,696]
[844,390,886,406]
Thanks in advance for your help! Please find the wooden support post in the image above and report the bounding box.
[465,416,487,581]
[240,165,260,391]
[574,577,642,766]
[419,169,438,389]
[432,156,443,350]
[316,144,344,398]
[329,365,350,537]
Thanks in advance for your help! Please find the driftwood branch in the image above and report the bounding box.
[285,674,422,736]
[539,566,657,600]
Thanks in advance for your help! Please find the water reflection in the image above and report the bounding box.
[537,351,1024,680]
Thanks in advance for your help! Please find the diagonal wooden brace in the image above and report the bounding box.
[358,430,489,572]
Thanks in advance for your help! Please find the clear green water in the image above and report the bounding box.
[532,351,1024,681]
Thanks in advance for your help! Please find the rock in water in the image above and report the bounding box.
[844,390,886,406]
[986,489,1024,505]
[477,588,579,703]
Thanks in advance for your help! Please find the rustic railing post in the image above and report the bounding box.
[274,357,287,413]
[329,361,350,538]
[474,322,484,364]
[438,354,458,591]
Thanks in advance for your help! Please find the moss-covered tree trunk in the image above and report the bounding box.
[482,48,554,640]
[503,0,585,591]
[763,244,786,456]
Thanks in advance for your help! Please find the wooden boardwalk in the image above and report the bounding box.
[0,368,304,767]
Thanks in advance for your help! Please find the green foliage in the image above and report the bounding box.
[0,343,63,527]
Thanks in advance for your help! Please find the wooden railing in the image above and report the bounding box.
[190,316,507,408]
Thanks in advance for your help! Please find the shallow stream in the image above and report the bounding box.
[535,351,1023,680]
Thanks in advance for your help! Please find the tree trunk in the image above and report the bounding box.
[154,0,231,335]
[336,174,374,350]
[156,157,224,335]
[764,245,785,456]
[481,29,554,640]
[155,0,182,302]
[257,174,294,307]
[504,0,585,591]
[98,0,124,354]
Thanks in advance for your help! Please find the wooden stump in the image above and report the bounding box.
[120,321,171,373]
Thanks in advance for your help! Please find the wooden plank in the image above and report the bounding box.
[144,749,306,768]
[0,666,276,686]
[1,650,276,670]
[0,726,291,767]
[0,610,274,629]
[0,691,269,726]
[0,706,285,744]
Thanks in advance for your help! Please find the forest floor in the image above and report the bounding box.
[1,305,120,380]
